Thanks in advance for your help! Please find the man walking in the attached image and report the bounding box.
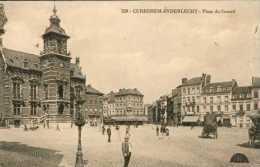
[156,126,159,136]
[107,126,112,143]
[102,125,106,135]
[122,136,132,167]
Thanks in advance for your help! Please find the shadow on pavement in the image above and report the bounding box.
[0,141,64,167]
[198,135,215,139]
[237,142,260,149]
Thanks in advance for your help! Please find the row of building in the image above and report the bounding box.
[148,74,260,128]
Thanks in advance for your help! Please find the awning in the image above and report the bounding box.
[111,116,148,122]
[182,116,199,123]
[247,112,260,119]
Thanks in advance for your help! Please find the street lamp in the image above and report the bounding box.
[75,107,86,167]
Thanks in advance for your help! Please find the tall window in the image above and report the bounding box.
[30,85,37,100]
[254,103,258,110]
[217,105,221,111]
[13,104,21,115]
[232,104,236,110]
[210,105,213,112]
[246,104,251,111]
[239,104,243,111]
[254,91,259,98]
[196,106,200,113]
[217,96,221,103]
[30,103,37,116]
[13,82,21,99]
[224,96,228,103]
[210,97,213,104]
[225,105,228,112]
[58,85,64,99]
[58,103,64,114]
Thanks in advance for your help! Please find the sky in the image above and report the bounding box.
[1,1,260,104]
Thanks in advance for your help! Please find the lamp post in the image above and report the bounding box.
[75,105,86,167]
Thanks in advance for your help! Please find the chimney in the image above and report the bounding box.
[76,57,80,65]
[206,74,211,85]
[182,78,188,84]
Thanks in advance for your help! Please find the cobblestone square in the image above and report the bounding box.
[0,125,259,167]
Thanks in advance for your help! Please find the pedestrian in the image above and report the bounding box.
[46,119,49,129]
[166,128,169,136]
[102,125,106,135]
[107,126,112,143]
[156,126,159,136]
[56,123,60,131]
[122,136,132,167]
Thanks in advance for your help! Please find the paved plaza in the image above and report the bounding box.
[0,124,259,167]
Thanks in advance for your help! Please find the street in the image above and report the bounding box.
[0,124,259,167]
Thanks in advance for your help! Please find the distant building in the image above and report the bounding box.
[84,84,103,124]
[179,73,210,125]
[201,80,237,126]
[231,86,252,127]
[231,77,260,127]
[171,87,182,125]
[103,88,147,125]
[103,91,116,119]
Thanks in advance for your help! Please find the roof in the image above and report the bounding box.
[43,24,68,38]
[2,48,41,71]
[104,92,116,103]
[252,77,260,88]
[182,77,202,86]
[115,88,143,96]
[232,86,252,94]
[42,11,69,38]
[205,81,234,88]
[70,63,85,80]
[85,84,103,96]
[172,88,181,97]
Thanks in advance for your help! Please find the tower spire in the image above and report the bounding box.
[53,0,57,15]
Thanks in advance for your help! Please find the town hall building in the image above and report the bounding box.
[0,7,86,127]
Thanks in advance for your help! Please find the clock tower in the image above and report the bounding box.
[40,6,72,120]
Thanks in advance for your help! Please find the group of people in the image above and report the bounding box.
[156,125,170,136]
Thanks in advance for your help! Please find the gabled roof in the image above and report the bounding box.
[232,86,252,94]
[85,84,103,96]
[115,88,143,96]
[204,81,234,88]
[2,48,41,71]
[70,63,85,80]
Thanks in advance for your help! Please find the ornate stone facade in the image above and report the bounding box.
[0,7,86,127]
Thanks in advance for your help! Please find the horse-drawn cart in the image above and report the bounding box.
[201,112,219,139]
[248,112,260,146]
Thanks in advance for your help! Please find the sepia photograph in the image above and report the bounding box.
[0,1,260,167]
